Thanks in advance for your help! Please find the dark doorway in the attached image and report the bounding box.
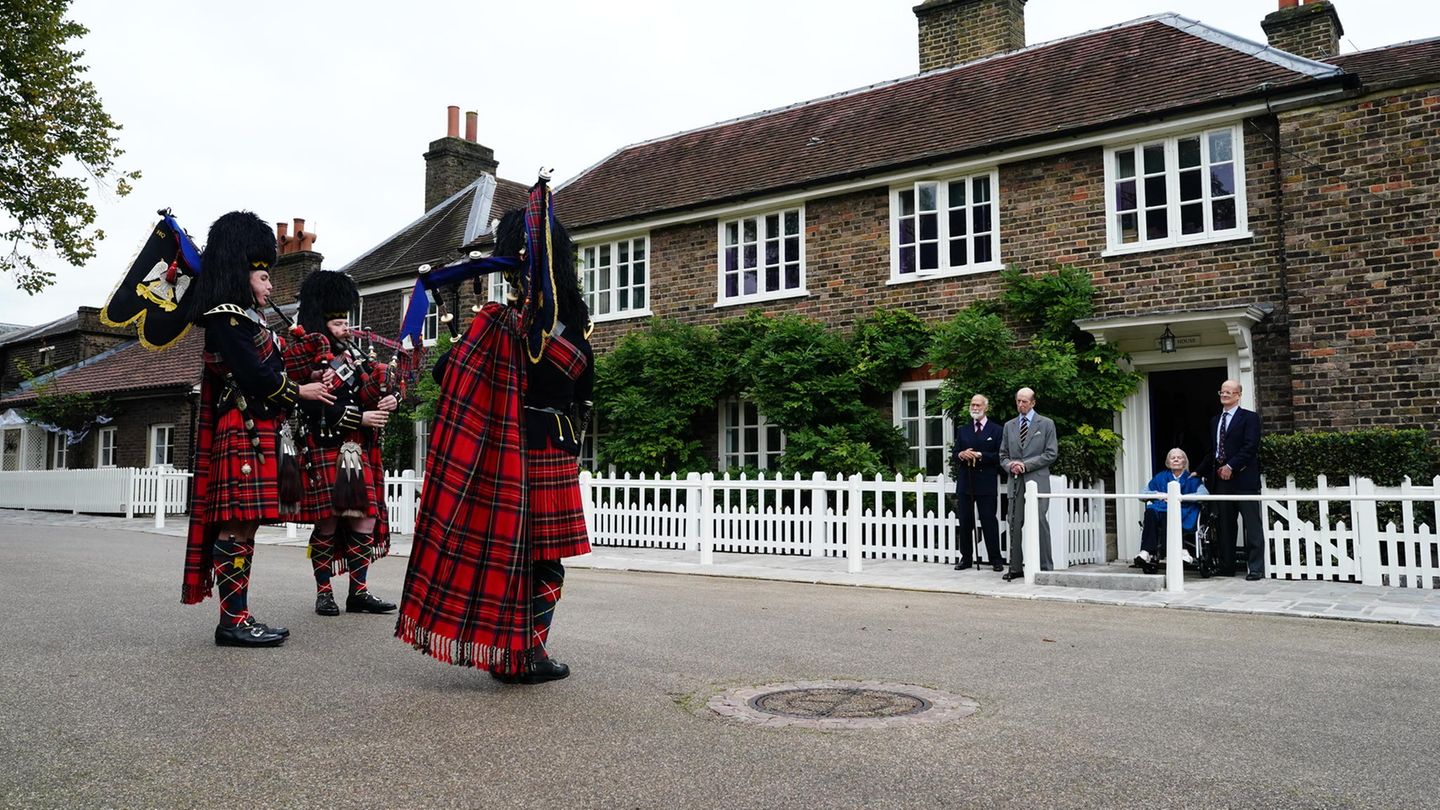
[1147,366,1227,475]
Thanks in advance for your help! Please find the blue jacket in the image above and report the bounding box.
[951,418,1003,496]
[1145,470,1206,531]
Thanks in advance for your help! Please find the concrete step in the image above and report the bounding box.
[1034,567,1165,591]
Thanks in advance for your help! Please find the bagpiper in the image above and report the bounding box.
[283,270,398,617]
[396,176,594,684]
[181,211,336,647]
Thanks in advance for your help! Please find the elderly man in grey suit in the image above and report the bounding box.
[1000,387,1059,581]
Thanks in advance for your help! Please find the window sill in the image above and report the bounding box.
[714,289,809,308]
[591,308,653,324]
[1101,230,1253,258]
[887,262,1004,285]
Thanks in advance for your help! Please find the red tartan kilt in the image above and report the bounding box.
[528,447,590,559]
[297,436,382,521]
[204,409,282,522]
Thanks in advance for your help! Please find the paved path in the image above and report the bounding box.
[5,509,1439,627]
[2,521,1438,809]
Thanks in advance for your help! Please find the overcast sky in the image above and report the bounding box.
[3,0,1434,328]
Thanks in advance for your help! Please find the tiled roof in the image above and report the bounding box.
[555,15,1348,231]
[0,312,80,348]
[0,329,203,405]
[1329,37,1440,91]
[344,175,530,285]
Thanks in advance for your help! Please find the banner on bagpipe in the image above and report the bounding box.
[100,209,204,350]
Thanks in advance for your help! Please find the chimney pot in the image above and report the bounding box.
[446,105,460,138]
[293,218,305,237]
[277,222,289,240]
[465,111,478,142]
[1279,0,1299,8]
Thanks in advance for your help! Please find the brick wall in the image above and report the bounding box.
[68,393,195,469]
[424,137,498,212]
[915,0,1026,73]
[1278,87,1440,441]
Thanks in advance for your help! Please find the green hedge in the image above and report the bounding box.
[1260,429,1437,487]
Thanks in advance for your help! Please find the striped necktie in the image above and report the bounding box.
[1019,416,1028,448]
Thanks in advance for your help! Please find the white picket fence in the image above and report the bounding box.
[0,467,190,516]
[576,471,1107,572]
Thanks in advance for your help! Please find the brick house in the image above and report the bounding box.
[546,0,1437,556]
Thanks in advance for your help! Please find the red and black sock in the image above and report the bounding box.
[309,530,336,595]
[346,530,373,596]
[213,534,255,628]
[531,560,566,651]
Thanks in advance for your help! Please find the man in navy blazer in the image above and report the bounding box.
[951,393,1004,571]
[1204,379,1266,580]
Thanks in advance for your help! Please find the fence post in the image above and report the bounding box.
[154,470,167,530]
[1165,479,1184,593]
[125,468,135,520]
[1023,480,1039,585]
[809,472,827,559]
[1050,475,1070,570]
[579,469,596,543]
[1354,477,1382,586]
[698,472,715,565]
[846,473,863,573]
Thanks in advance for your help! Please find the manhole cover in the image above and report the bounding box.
[748,687,930,719]
[707,680,977,731]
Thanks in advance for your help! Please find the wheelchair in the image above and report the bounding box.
[1133,502,1223,578]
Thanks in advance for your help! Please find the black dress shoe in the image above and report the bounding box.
[315,592,340,616]
[1245,572,1264,581]
[954,560,973,571]
[249,618,289,638]
[1001,571,1023,582]
[346,591,397,614]
[992,563,1005,572]
[491,657,571,685]
[215,619,286,647]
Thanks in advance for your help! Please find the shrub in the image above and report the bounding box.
[1261,429,1435,487]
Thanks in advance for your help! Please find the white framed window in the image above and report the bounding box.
[37,345,56,366]
[719,398,786,471]
[579,415,606,473]
[97,427,117,468]
[413,419,430,473]
[1104,125,1247,254]
[50,434,68,469]
[582,235,650,322]
[891,172,1000,281]
[894,382,952,477]
[149,424,175,468]
[349,300,363,329]
[717,208,805,305]
[400,293,440,347]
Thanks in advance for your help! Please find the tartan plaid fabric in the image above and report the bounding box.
[395,303,533,673]
[296,439,391,574]
[531,560,565,650]
[182,374,282,603]
[543,332,586,381]
[528,447,591,560]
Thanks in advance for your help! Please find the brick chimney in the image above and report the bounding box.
[270,218,322,307]
[423,105,498,212]
[1262,0,1344,61]
[915,0,1026,73]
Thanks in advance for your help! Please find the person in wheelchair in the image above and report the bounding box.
[1134,448,1208,574]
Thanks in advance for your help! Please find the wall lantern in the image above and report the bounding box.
[1158,325,1177,354]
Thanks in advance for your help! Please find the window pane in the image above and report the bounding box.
[948,209,966,237]
[634,262,645,284]
[918,183,937,211]
[743,269,757,295]
[1210,163,1235,197]
[948,180,965,206]
[600,244,610,265]
[743,218,756,243]
[725,222,738,246]
[618,241,629,263]
[743,244,756,269]
[1143,144,1165,174]
[972,205,992,235]
[1178,137,1201,168]
[784,236,799,263]
[904,392,919,418]
[1120,212,1138,243]
[1117,149,1135,179]
[725,274,738,297]
[1179,169,1202,202]
[784,263,800,289]
[725,247,737,273]
[618,289,629,310]
[898,218,915,246]
[1146,209,1168,240]
[972,176,991,203]
[1212,198,1237,231]
[899,246,915,275]
[1144,175,1166,206]
[766,265,779,291]
[784,210,799,234]
[1116,180,1136,212]
[899,189,915,216]
[1209,131,1233,162]
[950,238,968,266]
[765,213,778,236]
[633,239,646,261]
[1180,202,1205,235]
[972,236,991,264]
[925,448,943,476]
[919,213,937,241]
[919,243,939,270]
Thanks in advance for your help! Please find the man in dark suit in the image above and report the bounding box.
[1205,379,1266,580]
[1000,387,1059,581]
[951,393,1004,571]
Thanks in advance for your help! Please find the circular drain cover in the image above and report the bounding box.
[708,680,977,731]
[749,687,930,719]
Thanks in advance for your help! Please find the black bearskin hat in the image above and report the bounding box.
[297,270,359,335]
[190,210,279,320]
